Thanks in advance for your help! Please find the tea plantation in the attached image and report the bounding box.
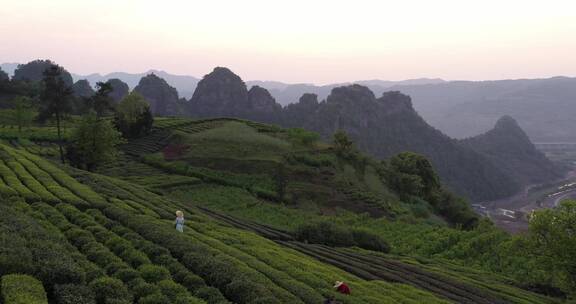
[0,116,563,303]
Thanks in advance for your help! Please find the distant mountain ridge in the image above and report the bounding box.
[390,77,576,142]
[0,61,567,202]
[460,116,563,187]
[70,69,200,99]
[4,61,575,142]
[246,78,446,106]
[1,62,445,101]
[184,67,565,201]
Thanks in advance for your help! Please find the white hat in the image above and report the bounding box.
[333,281,344,288]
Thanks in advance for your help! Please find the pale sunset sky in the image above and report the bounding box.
[1,0,575,84]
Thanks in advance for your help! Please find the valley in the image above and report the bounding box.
[478,164,576,233]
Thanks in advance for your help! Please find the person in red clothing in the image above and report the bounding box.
[334,281,351,295]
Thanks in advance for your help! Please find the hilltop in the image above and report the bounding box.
[460,116,563,187]
[181,67,565,202]
[1,62,566,202]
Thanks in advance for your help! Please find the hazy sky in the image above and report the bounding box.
[1,0,575,84]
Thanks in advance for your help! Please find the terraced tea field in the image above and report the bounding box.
[195,207,554,304]
[0,142,460,303]
[0,117,562,303]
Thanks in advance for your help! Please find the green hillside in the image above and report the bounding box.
[0,112,570,303]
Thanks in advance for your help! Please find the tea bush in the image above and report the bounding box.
[89,277,133,304]
[295,221,390,253]
[1,274,48,304]
[138,264,171,283]
[54,284,96,304]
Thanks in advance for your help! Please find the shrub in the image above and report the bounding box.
[89,277,132,304]
[295,221,354,247]
[86,226,110,240]
[105,236,131,253]
[194,257,234,288]
[1,274,48,304]
[225,277,270,304]
[251,297,282,304]
[32,240,87,285]
[0,182,17,197]
[137,293,170,304]
[194,286,229,304]
[121,249,150,268]
[79,260,105,282]
[287,128,320,147]
[156,279,191,301]
[295,221,390,252]
[111,226,136,238]
[141,243,170,257]
[65,228,94,248]
[138,264,171,283]
[54,284,96,304]
[84,245,119,267]
[113,268,140,284]
[179,273,206,291]
[104,261,129,275]
[351,229,390,253]
[0,234,34,276]
[129,278,161,300]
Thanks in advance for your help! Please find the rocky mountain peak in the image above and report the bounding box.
[12,59,73,86]
[483,115,532,146]
[377,91,416,116]
[247,86,281,112]
[326,84,376,107]
[494,115,522,132]
[298,93,319,106]
[106,78,129,103]
[71,80,95,98]
[460,115,562,186]
[134,73,181,116]
[189,67,248,117]
[209,67,242,81]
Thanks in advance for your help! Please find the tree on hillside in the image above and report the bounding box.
[287,128,320,148]
[529,200,576,292]
[389,152,441,197]
[333,130,355,158]
[10,96,36,132]
[91,81,115,117]
[39,64,73,163]
[114,92,154,139]
[385,152,478,229]
[67,112,123,171]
